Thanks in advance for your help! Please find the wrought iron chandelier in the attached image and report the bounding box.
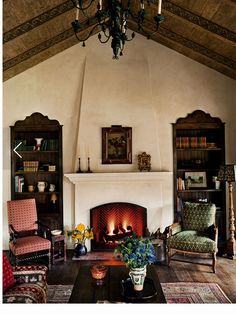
[71,0,164,59]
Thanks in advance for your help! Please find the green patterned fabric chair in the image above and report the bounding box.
[165,202,218,272]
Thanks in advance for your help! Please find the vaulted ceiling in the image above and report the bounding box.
[3,0,236,81]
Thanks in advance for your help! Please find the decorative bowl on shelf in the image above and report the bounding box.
[51,229,62,236]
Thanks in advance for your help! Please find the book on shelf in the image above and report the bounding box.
[15,175,24,192]
[190,137,198,148]
[177,177,185,191]
[176,137,190,148]
[41,139,58,151]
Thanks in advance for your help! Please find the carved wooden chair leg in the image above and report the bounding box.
[212,252,216,273]
[167,247,171,266]
[48,250,51,270]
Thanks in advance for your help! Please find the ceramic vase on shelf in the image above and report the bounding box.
[129,265,147,291]
[35,138,43,151]
[74,243,87,257]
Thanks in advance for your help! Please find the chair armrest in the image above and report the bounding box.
[36,220,50,238]
[12,265,48,284]
[207,224,218,241]
[164,222,182,238]
[9,224,18,243]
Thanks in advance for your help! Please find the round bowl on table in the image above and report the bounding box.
[51,229,62,236]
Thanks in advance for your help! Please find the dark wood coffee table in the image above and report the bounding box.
[69,265,166,303]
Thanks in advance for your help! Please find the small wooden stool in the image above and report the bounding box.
[51,234,67,265]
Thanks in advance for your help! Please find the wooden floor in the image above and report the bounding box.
[47,250,236,303]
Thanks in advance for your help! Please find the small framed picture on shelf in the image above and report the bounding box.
[185,171,207,188]
[102,126,132,164]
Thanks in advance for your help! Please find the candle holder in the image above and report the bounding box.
[86,157,93,173]
[76,158,83,173]
[90,265,108,286]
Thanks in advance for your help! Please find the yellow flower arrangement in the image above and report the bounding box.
[67,223,94,245]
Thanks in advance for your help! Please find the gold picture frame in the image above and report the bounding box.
[102,127,132,164]
[138,152,151,172]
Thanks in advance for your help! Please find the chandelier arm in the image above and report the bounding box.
[98,34,111,44]
[71,0,95,11]
[73,23,101,42]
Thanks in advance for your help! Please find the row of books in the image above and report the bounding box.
[14,139,59,151]
[23,161,39,172]
[41,139,59,151]
[15,175,24,192]
[176,137,207,148]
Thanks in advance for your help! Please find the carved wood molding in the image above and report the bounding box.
[158,26,236,70]
[163,1,236,43]
[3,1,73,43]
[13,112,60,128]
[175,110,224,126]
[4,0,235,45]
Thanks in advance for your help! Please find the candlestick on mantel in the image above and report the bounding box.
[86,157,93,173]
[77,157,83,173]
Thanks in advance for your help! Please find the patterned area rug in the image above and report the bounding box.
[161,282,231,303]
[47,282,231,303]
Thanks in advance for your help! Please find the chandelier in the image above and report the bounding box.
[71,0,164,59]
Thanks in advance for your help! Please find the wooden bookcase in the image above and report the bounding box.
[172,110,226,253]
[10,112,63,231]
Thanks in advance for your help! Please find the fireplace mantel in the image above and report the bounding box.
[65,171,173,183]
[64,171,173,251]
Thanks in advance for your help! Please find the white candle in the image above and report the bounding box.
[76,0,79,20]
[86,145,90,158]
[158,0,162,14]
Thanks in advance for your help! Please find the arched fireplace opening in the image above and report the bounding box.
[90,202,147,251]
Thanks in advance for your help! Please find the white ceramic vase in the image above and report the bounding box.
[35,138,43,151]
[129,265,147,291]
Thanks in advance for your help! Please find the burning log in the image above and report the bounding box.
[102,224,133,243]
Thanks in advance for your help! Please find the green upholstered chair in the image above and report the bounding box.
[165,202,218,273]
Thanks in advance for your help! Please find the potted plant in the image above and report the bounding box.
[115,233,157,291]
[67,223,94,257]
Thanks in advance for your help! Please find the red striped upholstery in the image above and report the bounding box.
[3,253,15,292]
[9,236,51,255]
[7,199,38,232]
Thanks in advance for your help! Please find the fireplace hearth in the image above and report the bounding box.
[90,202,147,251]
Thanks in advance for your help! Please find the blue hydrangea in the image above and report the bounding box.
[114,233,157,268]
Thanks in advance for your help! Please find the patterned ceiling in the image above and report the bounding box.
[3,0,236,81]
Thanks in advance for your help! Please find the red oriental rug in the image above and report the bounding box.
[161,282,231,303]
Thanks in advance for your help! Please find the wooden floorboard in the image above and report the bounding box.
[46,250,236,303]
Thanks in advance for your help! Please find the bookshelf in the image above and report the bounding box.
[173,110,226,253]
[10,112,63,231]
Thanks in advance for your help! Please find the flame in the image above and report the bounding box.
[107,220,115,235]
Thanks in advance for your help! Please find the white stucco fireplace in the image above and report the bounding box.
[64,172,173,250]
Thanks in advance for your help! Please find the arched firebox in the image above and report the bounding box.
[90,202,147,251]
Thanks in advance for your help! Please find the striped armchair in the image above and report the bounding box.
[165,202,218,272]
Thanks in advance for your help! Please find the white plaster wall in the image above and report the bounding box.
[2,33,236,249]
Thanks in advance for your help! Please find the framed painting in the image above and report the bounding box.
[185,171,207,188]
[102,127,132,164]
